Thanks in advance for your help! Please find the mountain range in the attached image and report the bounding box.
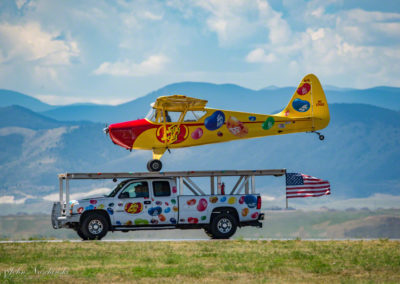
[1,84,399,123]
[0,83,399,213]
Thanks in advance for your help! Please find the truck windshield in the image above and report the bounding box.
[107,179,132,197]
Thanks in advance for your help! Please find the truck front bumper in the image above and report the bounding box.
[51,202,80,229]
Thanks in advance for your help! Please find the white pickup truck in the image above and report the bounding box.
[51,169,285,240]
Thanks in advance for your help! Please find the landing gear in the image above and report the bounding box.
[147,159,162,172]
[311,131,325,141]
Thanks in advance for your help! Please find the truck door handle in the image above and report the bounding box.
[144,201,151,205]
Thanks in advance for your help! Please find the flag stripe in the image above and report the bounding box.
[286,189,330,194]
[287,192,331,198]
[287,185,330,190]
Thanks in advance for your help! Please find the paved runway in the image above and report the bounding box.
[1,238,399,243]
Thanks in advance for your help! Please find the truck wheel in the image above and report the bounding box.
[76,228,88,240]
[210,213,237,239]
[203,227,213,237]
[80,212,109,240]
[147,159,162,172]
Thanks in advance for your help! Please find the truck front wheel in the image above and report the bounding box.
[210,213,237,239]
[80,212,109,240]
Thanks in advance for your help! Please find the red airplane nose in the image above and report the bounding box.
[108,119,154,149]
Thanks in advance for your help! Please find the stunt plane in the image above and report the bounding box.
[105,74,330,171]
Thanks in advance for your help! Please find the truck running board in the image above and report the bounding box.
[113,226,176,231]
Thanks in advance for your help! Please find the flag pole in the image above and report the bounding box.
[285,173,288,209]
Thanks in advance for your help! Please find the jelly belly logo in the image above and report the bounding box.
[156,125,189,144]
[124,202,143,214]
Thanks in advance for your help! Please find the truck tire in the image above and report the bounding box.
[203,227,213,237]
[209,212,237,239]
[76,228,87,240]
[80,212,109,240]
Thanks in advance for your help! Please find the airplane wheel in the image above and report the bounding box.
[319,135,325,141]
[147,159,162,172]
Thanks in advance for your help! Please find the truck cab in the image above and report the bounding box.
[52,170,286,240]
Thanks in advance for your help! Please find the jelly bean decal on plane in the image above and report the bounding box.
[204,111,225,131]
[191,127,203,140]
[296,83,311,95]
[226,116,248,137]
[262,117,275,130]
[292,99,310,112]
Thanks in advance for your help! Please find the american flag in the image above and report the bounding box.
[285,173,331,199]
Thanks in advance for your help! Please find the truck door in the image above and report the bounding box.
[150,180,178,225]
[113,180,152,226]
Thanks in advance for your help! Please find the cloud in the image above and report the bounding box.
[245,7,400,87]
[192,0,290,46]
[34,94,130,106]
[94,54,170,77]
[42,187,111,202]
[246,48,277,63]
[0,22,79,65]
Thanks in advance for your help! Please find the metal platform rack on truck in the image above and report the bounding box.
[52,169,286,240]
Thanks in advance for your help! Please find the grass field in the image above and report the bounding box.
[0,240,399,283]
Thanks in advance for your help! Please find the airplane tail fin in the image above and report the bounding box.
[277,74,330,131]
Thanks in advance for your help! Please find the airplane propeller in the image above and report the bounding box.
[103,124,109,135]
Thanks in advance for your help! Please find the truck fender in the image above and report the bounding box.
[80,210,112,228]
[210,207,239,225]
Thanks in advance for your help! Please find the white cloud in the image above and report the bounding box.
[193,0,291,46]
[43,187,111,202]
[15,0,28,9]
[0,22,79,65]
[246,48,276,63]
[34,94,130,106]
[142,11,163,21]
[94,54,170,77]
[245,7,400,87]
[0,195,27,204]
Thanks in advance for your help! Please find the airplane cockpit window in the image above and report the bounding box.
[184,111,207,122]
[162,111,182,123]
[145,108,158,122]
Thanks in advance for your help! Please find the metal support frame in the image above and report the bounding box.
[182,179,199,195]
[184,177,206,195]
[217,176,221,194]
[179,177,184,195]
[230,176,244,194]
[236,176,250,194]
[56,169,286,216]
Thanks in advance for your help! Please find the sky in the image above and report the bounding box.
[0,0,400,105]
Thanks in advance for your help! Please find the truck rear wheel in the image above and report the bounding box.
[209,213,237,239]
[80,212,109,240]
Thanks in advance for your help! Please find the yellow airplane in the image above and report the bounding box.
[105,74,330,171]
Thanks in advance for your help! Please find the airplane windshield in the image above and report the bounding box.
[145,108,158,122]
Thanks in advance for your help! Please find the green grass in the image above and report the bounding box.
[0,240,399,283]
